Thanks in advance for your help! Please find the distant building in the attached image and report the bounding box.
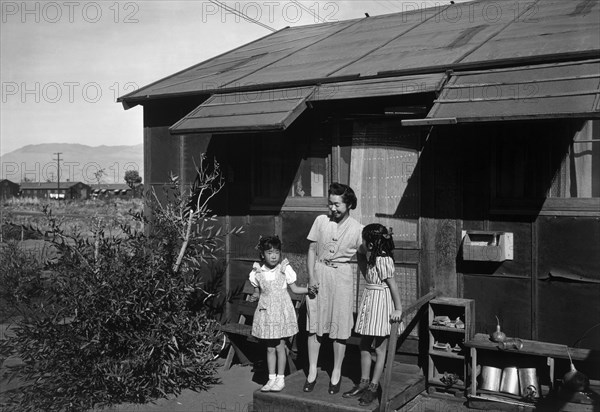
[0,179,19,200]
[20,182,91,200]
[90,183,132,198]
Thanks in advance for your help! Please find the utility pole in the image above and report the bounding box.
[53,152,62,196]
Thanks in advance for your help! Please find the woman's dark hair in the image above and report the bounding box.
[328,182,357,210]
[256,235,282,260]
[362,224,395,266]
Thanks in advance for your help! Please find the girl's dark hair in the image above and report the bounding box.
[328,183,357,210]
[256,235,282,260]
[362,224,395,266]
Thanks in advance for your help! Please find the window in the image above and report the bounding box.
[493,120,599,213]
[549,120,600,198]
[252,132,331,210]
[347,120,421,244]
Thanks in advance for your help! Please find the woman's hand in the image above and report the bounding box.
[248,292,260,302]
[307,284,319,299]
[390,309,403,322]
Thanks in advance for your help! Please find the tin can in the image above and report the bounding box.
[519,368,540,399]
[500,366,520,395]
[480,366,502,392]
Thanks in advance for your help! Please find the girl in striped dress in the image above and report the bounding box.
[343,224,403,406]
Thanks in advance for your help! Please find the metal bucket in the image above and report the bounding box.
[518,368,540,399]
[480,366,502,392]
[500,366,520,395]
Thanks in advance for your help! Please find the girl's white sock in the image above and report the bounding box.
[269,374,276,380]
[276,374,284,380]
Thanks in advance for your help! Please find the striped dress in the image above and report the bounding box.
[354,256,397,337]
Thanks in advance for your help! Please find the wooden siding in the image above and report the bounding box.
[145,97,600,355]
[455,120,600,350]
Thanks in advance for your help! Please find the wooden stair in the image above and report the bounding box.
[254,363,425,412]
[253,291,441,412]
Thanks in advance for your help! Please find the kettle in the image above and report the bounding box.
[563,346,589,392]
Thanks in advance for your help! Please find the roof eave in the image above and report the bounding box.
[119,50,600,107]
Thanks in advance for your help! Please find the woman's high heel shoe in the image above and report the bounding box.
[328,379,341,394]
[303,377,317,392]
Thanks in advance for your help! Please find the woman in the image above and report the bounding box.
[303,182,366,394]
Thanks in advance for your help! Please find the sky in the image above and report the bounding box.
[1,0,460,156]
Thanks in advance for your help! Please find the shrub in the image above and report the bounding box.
[0,241,46,322]
[0,156,240,411]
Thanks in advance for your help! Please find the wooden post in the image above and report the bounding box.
[470,347,477,396]
[380,290,441,412]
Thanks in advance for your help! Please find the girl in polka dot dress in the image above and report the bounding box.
[249,235,308,392]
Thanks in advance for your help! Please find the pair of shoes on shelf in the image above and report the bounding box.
[358,383,379,406]
[262,376,285,392]
[342,379,370,398]
[303,377,317,392]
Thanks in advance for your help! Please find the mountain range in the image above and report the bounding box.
[1,143,143,185]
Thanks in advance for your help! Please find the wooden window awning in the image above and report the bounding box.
[402,59,600,126]
[170,73,447,134]
[315,73,446,101]
[169,86,316,134]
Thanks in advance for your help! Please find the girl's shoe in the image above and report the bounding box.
[342,379,370,398]
[270,376,285,392]
[261,378,277,392]
[358,383,379,406]
[303,377,317,392]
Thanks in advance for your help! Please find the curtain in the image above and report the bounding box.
[550,120,599,198]
[349,122,419,242]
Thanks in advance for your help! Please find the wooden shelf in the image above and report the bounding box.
[429,350,465,359]
[429,376,466,389]
[465,334,600,410]
[465,333,600,362]
[429,325,466,333]
[427,297,475,393]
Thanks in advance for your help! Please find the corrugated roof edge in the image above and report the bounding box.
[117,25,293,109]
[120,50,600,109]
[124,73,361,107]
[118,18,370,109]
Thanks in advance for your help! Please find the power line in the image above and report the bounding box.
[53,152,62,194]
[208,0,277,32]
[383,0,404,12]
[373,1,397,13]
[289,0,326,23]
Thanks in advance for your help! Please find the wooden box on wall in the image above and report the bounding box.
[461,231,514,262]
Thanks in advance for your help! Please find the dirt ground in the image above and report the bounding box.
[101,361,262,412]
[1,355,263,412]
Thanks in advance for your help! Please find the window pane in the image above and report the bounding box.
[290,156,326,197]
[253,133,330,203]
[549,120,600,198]
[494,123,567,201]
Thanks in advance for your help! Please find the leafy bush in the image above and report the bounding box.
[0,241,46,321]
[0,157,240,411]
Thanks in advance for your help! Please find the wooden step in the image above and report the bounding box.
[253,363,425,412]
